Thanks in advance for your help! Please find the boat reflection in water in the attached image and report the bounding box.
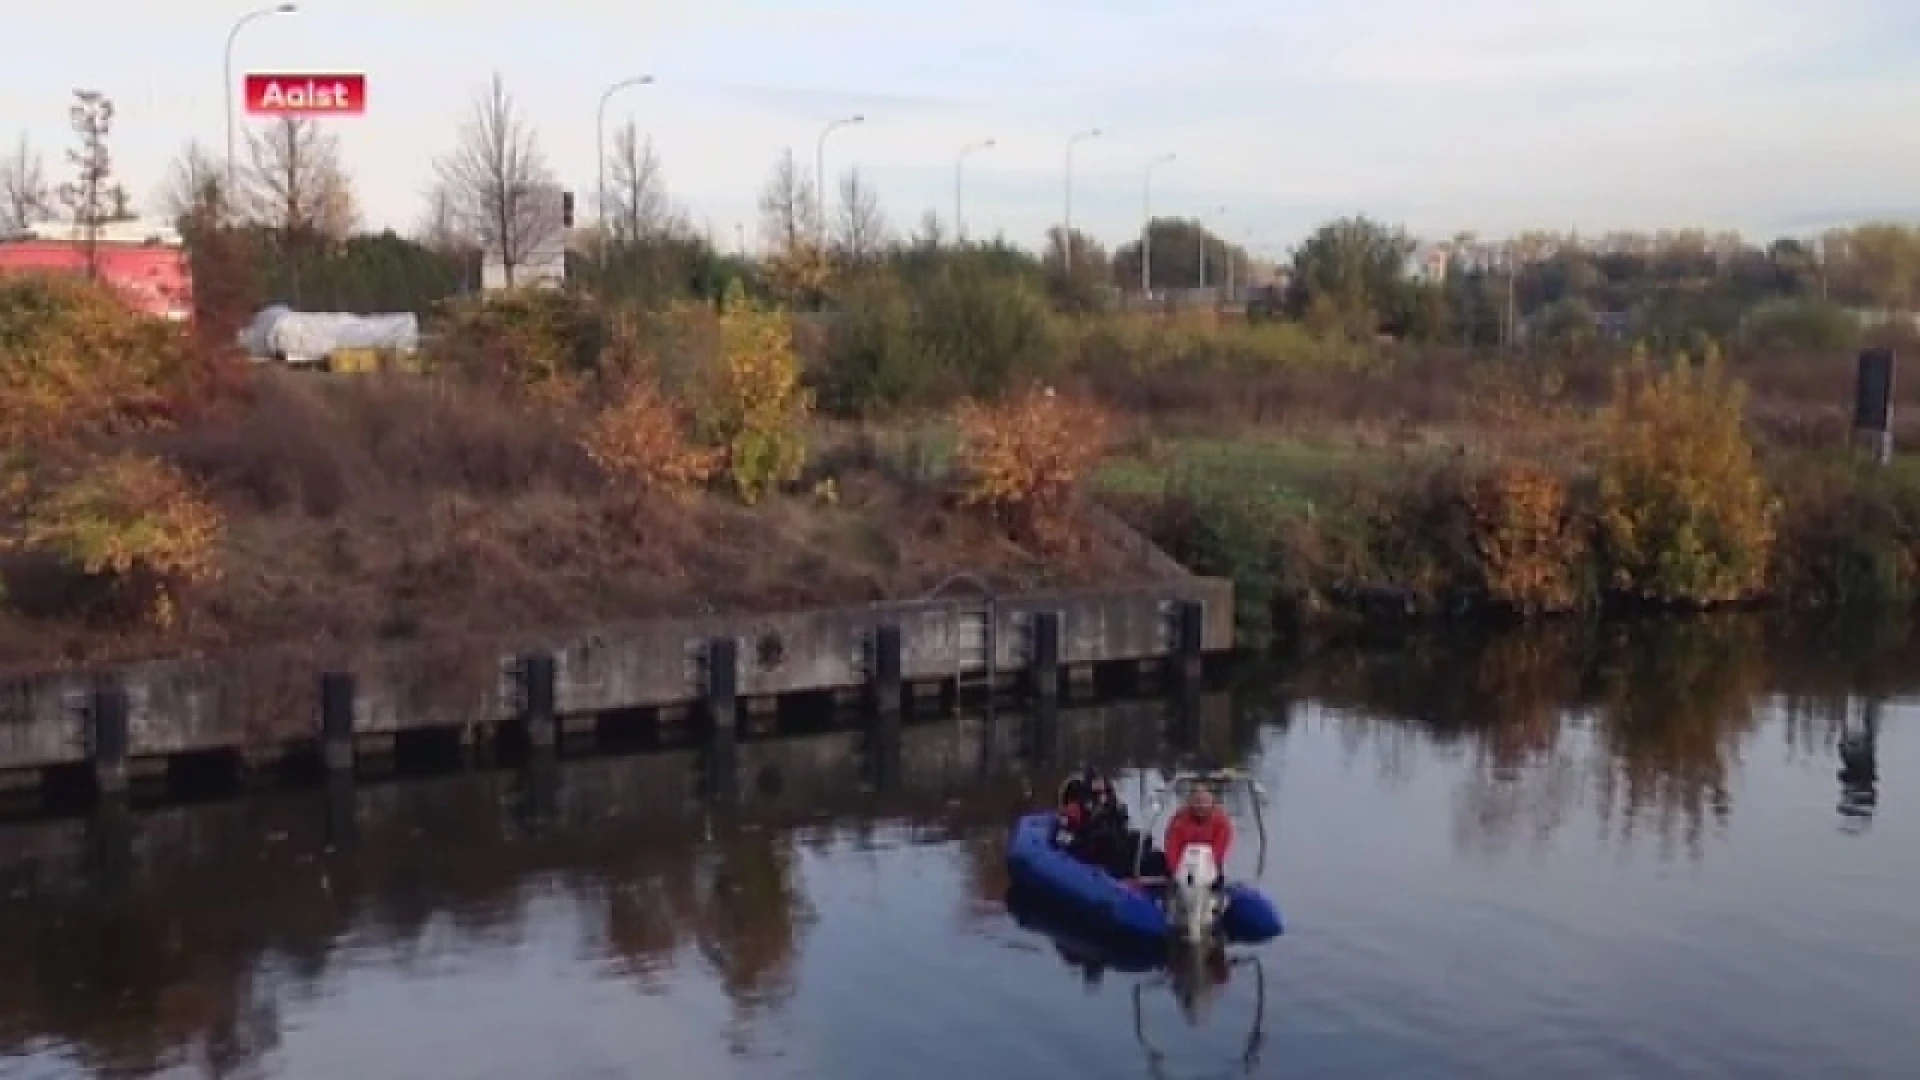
[1004,883,1268,1076]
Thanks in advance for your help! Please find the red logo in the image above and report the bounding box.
[244,73,366,116]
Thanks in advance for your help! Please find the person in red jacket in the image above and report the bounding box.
[1163,783,1233,882]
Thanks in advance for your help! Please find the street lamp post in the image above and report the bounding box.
[1063,128,1102,272]
[596,75,655,226]
[1140,152,1175,296]
[224,3,297,205]
[954,138,995,243]
[815,114,865,246]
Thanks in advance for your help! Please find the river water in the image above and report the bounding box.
[0,616,1915,1080]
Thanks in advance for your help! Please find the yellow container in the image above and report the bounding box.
[324,348,424,374]
[325,348,382,374]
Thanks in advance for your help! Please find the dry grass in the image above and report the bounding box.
[0,369,1172,671]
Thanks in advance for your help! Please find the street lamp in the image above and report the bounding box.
[1063,127,1102,272]
[1140,152,1175,296]
[597,74,655,224]
[815,114,865,245]
[224,2,297,204]
[954,138,995,242]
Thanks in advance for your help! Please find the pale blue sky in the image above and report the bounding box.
[9,0,1920,253]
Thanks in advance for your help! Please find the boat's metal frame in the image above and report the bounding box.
[1131,954,1268,1077]
[1131,767,1271,880]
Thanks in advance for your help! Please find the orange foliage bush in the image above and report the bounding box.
[1467,460,1587,614]
[0,274,236,628]
[955,387,1114,548]
[582,373,720,500]
[0,273,208,447]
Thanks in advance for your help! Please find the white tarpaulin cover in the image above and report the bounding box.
[239,305,420,360]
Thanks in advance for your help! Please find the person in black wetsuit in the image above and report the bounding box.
[1055,767,1167,880]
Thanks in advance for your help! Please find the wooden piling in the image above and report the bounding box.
[318,671,355,773]
[1028,611,1062,702]
[521,651,557,749]
[870,624,904,717]
[90,681,130,797]
[1170,599,1205,689]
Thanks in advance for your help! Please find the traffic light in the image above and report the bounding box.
[561,190,575,229]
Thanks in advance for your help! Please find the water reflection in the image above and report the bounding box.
[1839,704,1880,830]
[0,614,1915,1080]
[1285,614,1914,862]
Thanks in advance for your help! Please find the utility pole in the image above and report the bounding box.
[596,75,655,225]
[1063,128,1102,273]
[815,114,865,248]
[1140,152,1175,297]
[224,3,297,208]
[954,138,995,243]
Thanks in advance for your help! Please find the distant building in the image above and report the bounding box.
[1405,245,1450,283]
[0,219,193,321]
[480,185,569,292]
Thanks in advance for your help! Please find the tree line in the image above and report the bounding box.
[4,75,1919,358]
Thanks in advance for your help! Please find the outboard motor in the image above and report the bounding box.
[1170,843,1223,944]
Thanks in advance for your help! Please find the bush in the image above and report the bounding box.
[955,387,1113,549]
[5,453,222,627]
[1594,346,1777,605]
[816,263,1057,415]
[1740,297,1861,353]
[0,273,228,447]
[1769,459,1920,608]
[915,263,1058,398]
[430,289,607,401]
[1468,460,1589,614]
[816,273,941,415]
[691,282,813,504]
[582,372,719,501]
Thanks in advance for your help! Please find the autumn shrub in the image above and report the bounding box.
[3,453,222,627]
[955,387,1113,549]
[582,372,720,500]
[690,282,813,504]
[1594,346,1778,606]
[0,273,208,447]
[430,288,606,403]
[1467,460,1590,614]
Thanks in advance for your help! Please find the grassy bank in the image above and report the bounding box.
[0,277,1171,671]
[1101,401,1920,645]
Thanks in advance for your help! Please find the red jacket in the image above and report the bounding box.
[1164,809,1232,871]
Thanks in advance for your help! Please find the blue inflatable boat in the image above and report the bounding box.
[1004,811,1284,945]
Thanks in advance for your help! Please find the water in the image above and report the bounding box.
[1,616,1917,1080]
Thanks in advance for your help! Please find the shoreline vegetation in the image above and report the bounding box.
[7,86,1920,671]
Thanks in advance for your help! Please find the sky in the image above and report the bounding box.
[9,0,1920,255]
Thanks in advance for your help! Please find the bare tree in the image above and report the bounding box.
[756,149,830,306]
[756,148,819,257]
[243,117,357,242]
[435,73,559,289]
[603,120,676,246]
[158,139,226,226]
[831,168,888,263]
[1,134,54,232]
[415,181,472,256]
[56,90,115,278]
[909,210,944,252]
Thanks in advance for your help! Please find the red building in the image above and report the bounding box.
[0,221,193,322]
